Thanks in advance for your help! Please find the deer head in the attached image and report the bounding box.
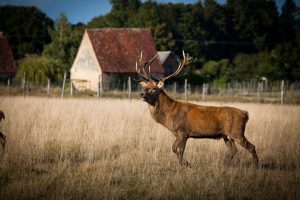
[136,51,191,105]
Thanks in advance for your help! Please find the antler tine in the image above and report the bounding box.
[161,50,191,82]
[135,52,159,82]
[137,51,150,80]
[147,65,160,82]
[141,54,158,80]
[135,61,149,82]
[139,51,143,63]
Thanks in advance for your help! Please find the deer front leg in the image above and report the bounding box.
[172,134,190,167]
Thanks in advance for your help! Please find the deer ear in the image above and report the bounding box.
[139,82,147,87]
[157,80,164,88]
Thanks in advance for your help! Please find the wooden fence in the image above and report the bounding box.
[1,75,300,104]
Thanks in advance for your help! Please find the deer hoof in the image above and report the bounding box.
[181,160,191,168]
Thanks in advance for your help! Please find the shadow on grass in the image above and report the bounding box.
[229,159,298,171]
[260,162,297,171]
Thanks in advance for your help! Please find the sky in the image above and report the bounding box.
[0,0,299,24]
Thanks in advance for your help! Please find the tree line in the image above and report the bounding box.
[0,0,299,85]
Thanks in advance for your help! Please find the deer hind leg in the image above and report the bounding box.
[223,136,237,165]
[172,135,190,167]
[235,136,259,167]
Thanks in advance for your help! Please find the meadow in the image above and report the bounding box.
[0,97,299,199]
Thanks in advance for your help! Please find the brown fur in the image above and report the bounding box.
[140,82,259,167]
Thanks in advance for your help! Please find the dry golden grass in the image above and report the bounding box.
[0,97,299,199]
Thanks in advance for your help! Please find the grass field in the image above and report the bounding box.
[0,97,300,199]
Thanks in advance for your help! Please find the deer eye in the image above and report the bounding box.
[148,88,157,94]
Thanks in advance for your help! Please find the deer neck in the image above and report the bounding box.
[148,90,175,124]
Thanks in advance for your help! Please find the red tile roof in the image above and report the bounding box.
[86,28,164,73]
[0,34,16,74]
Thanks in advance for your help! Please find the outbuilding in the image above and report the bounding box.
[70,28,164,92]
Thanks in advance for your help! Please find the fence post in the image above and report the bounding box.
[47,79,51,97]
[7,79,10,95]
[257,82,263,103]
[128,76,131,100]
[227,83,230,98]
[22,73,26,97]
[184,79,188,101]
[269,82,272,97]
[70,80,73,97]
[281,80,285,105]
[97,75,101,100]
[27,82,31,95]
[202,83,206,100]
[61,72,67,98]
[122,81,126,99]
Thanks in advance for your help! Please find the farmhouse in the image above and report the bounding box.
[0,32,17,78]
[157,51,179,76]
[70,28,164,92]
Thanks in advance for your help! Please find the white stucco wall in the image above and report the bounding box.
[70,31,101,91]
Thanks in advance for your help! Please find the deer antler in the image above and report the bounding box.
[135,52,158,82]
[160,50,191,82]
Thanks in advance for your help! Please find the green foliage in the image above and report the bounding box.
[16,56,62,84]
[196,58,233,84]
[256,51,278,80]
[229,0,278,51]
[279,0,297,42]
[3,0,300,84]
[233,53,258,81]
[0,5,53,58]
[272,42,300,81]
[43,13,85,72]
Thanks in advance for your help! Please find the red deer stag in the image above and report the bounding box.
[136,51,259,167]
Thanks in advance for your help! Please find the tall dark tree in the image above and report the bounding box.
[228,0,278,51]
[279,0,297,42]
[43,14,84,72]
[203,0,231,60]
[0,5,53,58]
[108,0,141,27]
[85,0,300,82]
[179,3,207,61]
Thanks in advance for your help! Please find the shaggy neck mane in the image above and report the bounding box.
[149,90,177,123]
[155,90,175,108]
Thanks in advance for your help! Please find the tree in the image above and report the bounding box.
[17,56,62,84]
[256,51,278,80]
[279,0,297,42]
[196,58,233,84]
[43,13,84,72]
[272,42,300,81]
[0,5,53,58]
[108,0,141,27]
[228,0,278,51]
[232,53,258,81]
[179,3,208,61]
[129,1,174,51]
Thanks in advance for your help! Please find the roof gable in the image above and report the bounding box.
[157,51,171,64]
[0,34,16,74]
[86,28,164,73]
